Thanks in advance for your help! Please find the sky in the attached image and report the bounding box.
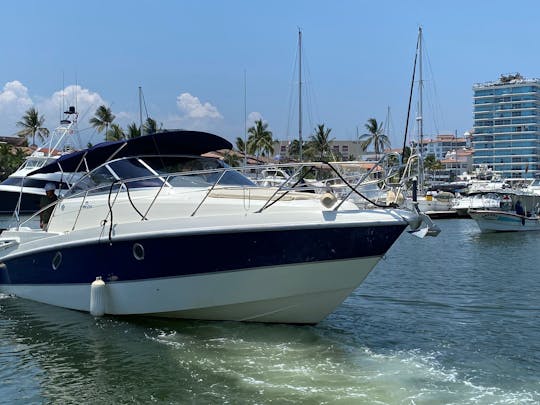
[1,0,539,150]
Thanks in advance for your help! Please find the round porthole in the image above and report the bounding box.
[133,243,145,261]
[52,251,62,270]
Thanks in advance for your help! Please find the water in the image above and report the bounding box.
[1,219,539,404]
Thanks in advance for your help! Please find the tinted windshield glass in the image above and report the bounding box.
[108,158,164,188]
[67,166,118,196]
[141,156,256,187]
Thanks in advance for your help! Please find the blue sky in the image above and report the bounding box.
[1,0,539,149]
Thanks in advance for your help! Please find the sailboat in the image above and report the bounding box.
[400,27,457,218]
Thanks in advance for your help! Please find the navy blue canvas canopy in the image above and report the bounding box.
[31,130,233,175]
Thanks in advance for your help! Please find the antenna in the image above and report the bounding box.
[243,69,247,167]
[75,72,78,116]
[61,72,65,123]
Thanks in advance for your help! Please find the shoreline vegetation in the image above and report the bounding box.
[1,105,440,179]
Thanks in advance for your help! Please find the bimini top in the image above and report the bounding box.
[31,130,233,175]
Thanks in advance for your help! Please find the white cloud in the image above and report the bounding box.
[247,111,263,128]
[176,93,222,119]
[0,81,34,135]
[37,84,106,125]
[0,81,33,109]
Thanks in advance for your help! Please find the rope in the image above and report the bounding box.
[326,162,398,208]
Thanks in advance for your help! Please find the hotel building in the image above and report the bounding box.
[472,73,540,179]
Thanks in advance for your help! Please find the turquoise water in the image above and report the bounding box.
[1,219,539,404]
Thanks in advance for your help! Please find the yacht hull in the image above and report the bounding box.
[1,258,380,324]
[0,221,406,323]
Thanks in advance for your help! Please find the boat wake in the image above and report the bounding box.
[144,322,539,404]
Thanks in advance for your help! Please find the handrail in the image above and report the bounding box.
[190,170,228,217]
[15,156,408,231]
[141,175,170,220]
[255,165,309,213]
[333,152,401,210]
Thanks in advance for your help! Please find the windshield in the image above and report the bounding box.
[141,156,256,187]
[66,155,256,196]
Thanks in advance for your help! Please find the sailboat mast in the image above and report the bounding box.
[138,86,143,135]
[298,28,303,162]
[417,27,425,190]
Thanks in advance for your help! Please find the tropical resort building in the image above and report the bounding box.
[410,134,469,161]
[472,73,540,179]
[274,140,365,161]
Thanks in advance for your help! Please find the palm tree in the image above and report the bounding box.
[359,118,391,159]
[424,154,443,181]
[89,105,115,137]
[16,107,49,147]
[143,117,160,135]
[105,123,125,141]
[287,139,302,161]
[305,124,334,160]
[126,122,141,139]
[247,119,274,159]
[235,137,246,155]
[223,150,241,167]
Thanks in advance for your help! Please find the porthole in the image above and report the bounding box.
[52,251,62,270]
[133,243,145,261]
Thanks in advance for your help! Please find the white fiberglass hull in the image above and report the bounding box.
[0,257,380,324]
[469,210,540,232]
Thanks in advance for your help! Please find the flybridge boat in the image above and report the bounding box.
[0,130,428,324]
[0,107,81,229]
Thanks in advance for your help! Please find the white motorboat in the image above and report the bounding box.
[452,192,503,217]
[0,130,429,324]
[469,192,540,232]
[0,107,81,229]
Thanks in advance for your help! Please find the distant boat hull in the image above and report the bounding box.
[0,189,41,215]
[469,210,540,232]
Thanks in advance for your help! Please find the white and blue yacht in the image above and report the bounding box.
[0,130,426,324]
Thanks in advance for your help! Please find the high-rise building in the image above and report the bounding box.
[472,73,540,179]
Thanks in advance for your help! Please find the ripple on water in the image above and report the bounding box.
[0,219,539,403]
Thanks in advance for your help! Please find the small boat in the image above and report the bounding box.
[469,192,540,232]
[0,130,430,324]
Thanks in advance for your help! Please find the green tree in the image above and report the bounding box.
[247,119,274,158]
[359,118,391,159]
[305,124,334,160]
[0,143,26,180]
[143,117,161,135]
[127,122,141,139]
[223,151,241,167]
[236,137,247,154]
[287,139,302,160]
[89,105,115,137]
[16,107,49,147]
[105,123,125,141]
[424,154,443,180]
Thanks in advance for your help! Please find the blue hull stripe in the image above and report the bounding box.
[0,224,405,285]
